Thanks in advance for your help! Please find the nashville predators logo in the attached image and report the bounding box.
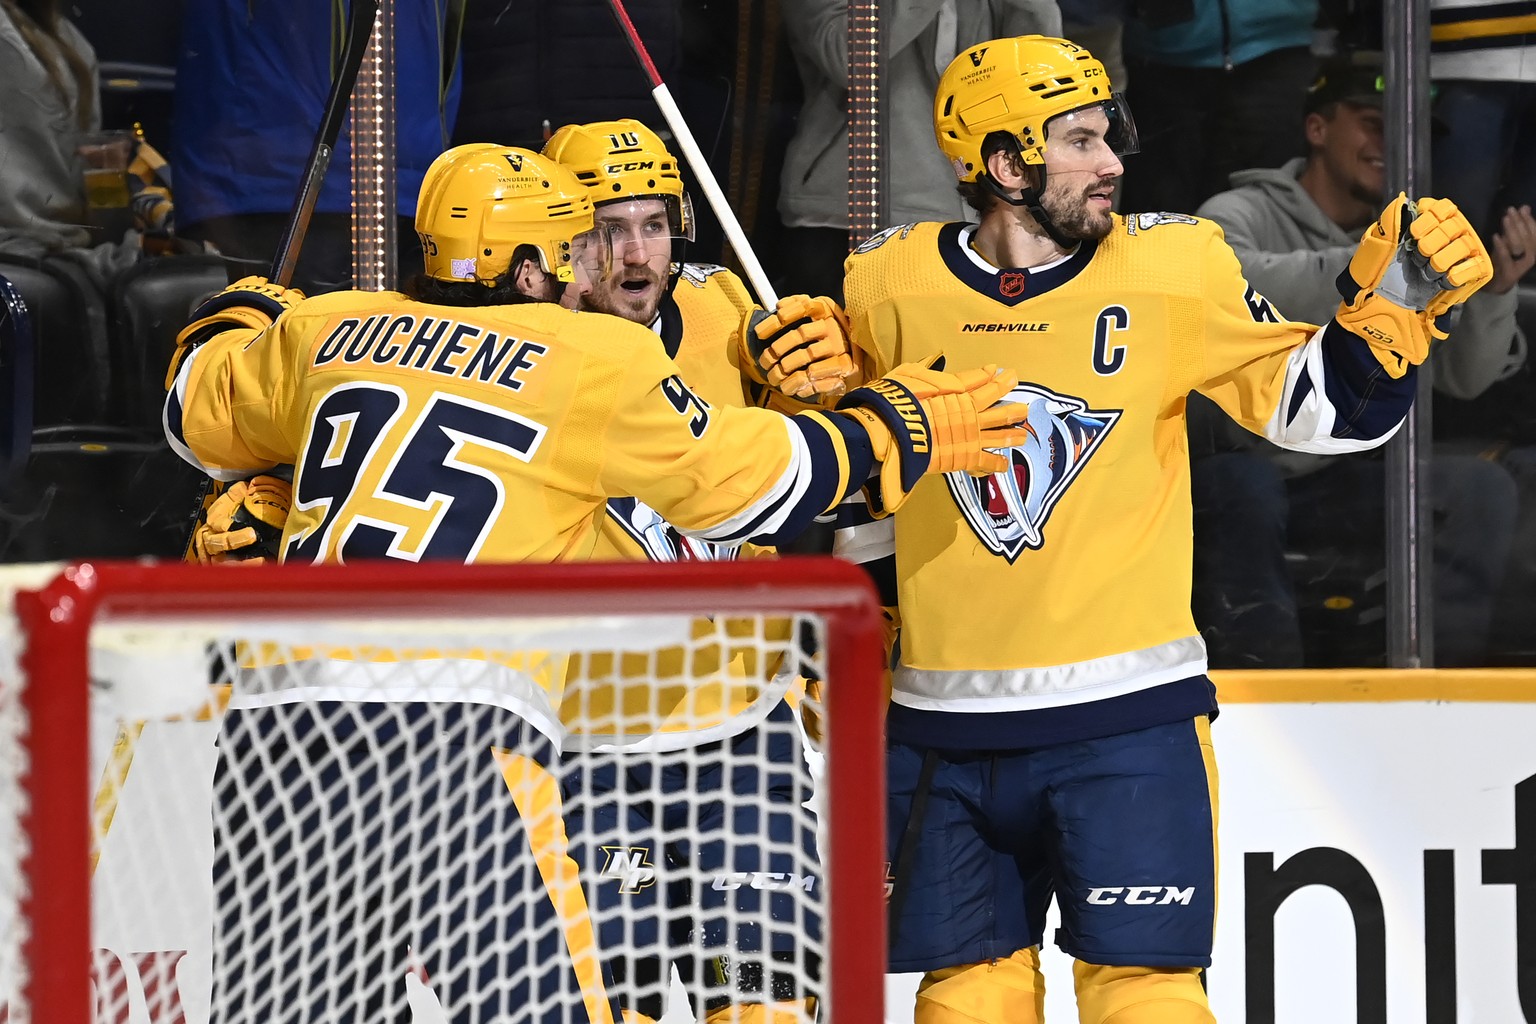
[606,497,743,562]
[947,382,1119,562]
[599,845,658,894]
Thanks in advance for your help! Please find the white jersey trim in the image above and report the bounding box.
[1263,322,1404,455]
[891,635,1208,713]
[681,416,813,544]
[832,513,894,564]
[226,656,565,749]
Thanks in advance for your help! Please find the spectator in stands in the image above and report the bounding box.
[1120,0,1320,216]
[0,0,174,289]
[172,0,463,294]
[1429,0,1536,274]
[1059,0,1128,91]
[775,0,1062,299]
[452,0,682,153]
[1188,57,1528,667]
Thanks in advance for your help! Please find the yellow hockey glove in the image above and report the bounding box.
[834,357,1028,512]
[192,474,292,565]
[165,276,305,389]
[1415,196,1495,317]
[1335,193,1493,377]
[740,294,863,399]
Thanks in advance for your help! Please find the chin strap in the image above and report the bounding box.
[980,171,1078,251]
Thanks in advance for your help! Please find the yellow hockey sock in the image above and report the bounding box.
[913,947,1045,1024]
[702,999,816,1024]
[1073,962,1216,1024]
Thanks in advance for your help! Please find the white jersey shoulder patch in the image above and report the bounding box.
[1125,211,1200,235]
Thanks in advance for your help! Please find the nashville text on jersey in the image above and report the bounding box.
[312,313,548,394]
[959,322,1052,332]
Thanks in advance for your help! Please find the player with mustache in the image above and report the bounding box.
[829,34,1494,1024]
[540,118,855,1024]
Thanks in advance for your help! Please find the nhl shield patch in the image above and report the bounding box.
[946,382,1120,562]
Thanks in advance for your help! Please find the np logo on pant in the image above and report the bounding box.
[599,845,657,893]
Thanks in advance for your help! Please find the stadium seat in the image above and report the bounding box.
[0,257,208,562]
[0,255,111,427]
[108,253,227,432]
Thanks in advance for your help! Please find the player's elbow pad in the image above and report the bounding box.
[165,276,305,389]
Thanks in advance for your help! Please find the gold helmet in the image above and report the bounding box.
[542,119,695,240]
[415,144,597,286]
[933,35,1138,182]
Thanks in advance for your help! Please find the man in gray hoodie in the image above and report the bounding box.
[1188,58,1536,667]
[775,0,1061,299]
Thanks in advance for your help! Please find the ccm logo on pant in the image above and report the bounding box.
[1085,885,1196,906]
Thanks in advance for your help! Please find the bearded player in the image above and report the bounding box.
[539,119,853,1024]
[829,35,1492,1024]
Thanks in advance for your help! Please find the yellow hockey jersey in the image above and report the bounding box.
[837,215,1419,748]
[166,289,868,742]
[561,264,799,752]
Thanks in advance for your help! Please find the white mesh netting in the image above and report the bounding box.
[1,562,880,1024]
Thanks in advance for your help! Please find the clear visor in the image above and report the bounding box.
[592,195,694,265]
[1040,93,1140,158]
[557,227,614,288]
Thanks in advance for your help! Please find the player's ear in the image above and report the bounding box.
[511,257,553,301]
[985,146,1031,194]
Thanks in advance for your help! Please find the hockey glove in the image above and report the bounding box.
[835,356,1028,512]
[192,474,292,565]
[1335,193,1493,377]
[740,294,862,399]
[165,276,305,389]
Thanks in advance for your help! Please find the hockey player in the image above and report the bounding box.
[166,144,1031,1024]
[833,36,1494,1024]
[541,118,843,1024]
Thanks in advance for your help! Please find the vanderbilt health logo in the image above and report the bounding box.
[599,845,658,894]
[947,381,1119,562]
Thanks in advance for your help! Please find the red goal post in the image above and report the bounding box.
[3,558,887,1024]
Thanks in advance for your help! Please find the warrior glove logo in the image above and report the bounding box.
[947,382,1119,562]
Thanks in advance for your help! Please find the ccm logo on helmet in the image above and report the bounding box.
[1086,885,1196,906]
[605,160,656,173]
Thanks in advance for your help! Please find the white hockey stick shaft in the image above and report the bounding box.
[604,0,780,309]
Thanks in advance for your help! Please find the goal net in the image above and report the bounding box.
[0,559,886,1024]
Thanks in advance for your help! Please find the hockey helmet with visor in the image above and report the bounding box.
[415,144,611,289]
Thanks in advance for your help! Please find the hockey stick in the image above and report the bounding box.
[602,0,779,309]
[273,0,381,288]
[178,0,380,560]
